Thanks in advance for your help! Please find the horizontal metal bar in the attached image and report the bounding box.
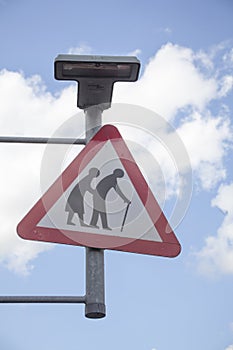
[0,296,86,304]
[0,136,86,145]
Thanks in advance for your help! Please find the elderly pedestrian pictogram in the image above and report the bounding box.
[66,167,130,231]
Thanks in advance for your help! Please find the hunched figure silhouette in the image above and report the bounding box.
[90,169,130,230]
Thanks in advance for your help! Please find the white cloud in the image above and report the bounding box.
[196,183,233,276]
[0,141,53,275]
[127,48,142,57]
[115,43,232,192]
[158,27,172,35]
[0,69,78,275]
[164,27,172,34]
[218,75,233,97]
[194,50,214,71]
[0,69,77,135]
[223,47,233,66]
[114,43,218,119]
[0,43,233,275]
[68,44,92,55]
[177,111,232,190]
[225,346,233,350]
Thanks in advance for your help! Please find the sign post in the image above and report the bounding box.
[55,55,139,318]
[84,105,105,318]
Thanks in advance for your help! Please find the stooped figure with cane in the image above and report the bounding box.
[90,168,131,231]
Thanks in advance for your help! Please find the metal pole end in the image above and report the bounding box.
[85,303,106,319]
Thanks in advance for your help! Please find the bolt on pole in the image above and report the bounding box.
[84,105,106,319]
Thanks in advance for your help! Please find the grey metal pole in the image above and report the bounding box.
[84,105,106,319]
[0,296,86,303]
[0,136,86,145]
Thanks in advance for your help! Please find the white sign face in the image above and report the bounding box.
[17,125,181,257]
[38,140,162,247]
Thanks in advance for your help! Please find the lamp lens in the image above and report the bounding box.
[62,62,132,78]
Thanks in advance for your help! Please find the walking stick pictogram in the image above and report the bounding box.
[121,202,131,232]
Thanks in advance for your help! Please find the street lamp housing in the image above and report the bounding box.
[54,55,140,109]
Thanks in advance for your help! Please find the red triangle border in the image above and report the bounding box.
[17,125,181,258]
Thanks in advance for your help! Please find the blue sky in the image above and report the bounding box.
[0,0,233,349]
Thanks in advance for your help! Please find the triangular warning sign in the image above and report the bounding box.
[17,125,181,258]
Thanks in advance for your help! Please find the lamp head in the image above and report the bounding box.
[54,54,140,109]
